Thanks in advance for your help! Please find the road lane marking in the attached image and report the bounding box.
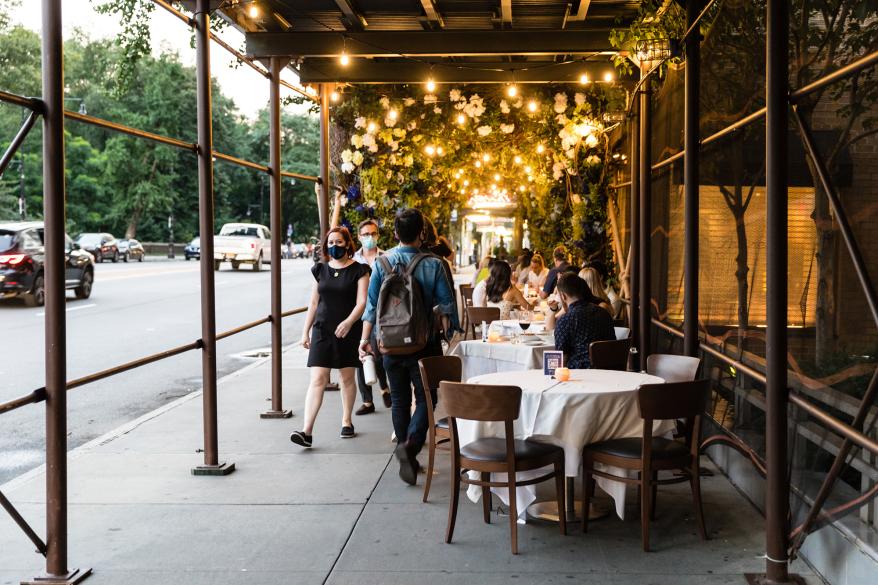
[36,303,96,317]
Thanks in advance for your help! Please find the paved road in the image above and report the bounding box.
[0,257,315,484]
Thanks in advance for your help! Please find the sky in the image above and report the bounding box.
[10,0,305,120]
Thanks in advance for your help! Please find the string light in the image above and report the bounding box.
[366,121,376,133]
[603,71,614,83]
[527,100,538,112]
[524,166,532,174]
[425,145,436,156]
[513,155,522,164]
[475,160,482,168]
[437,146,444,156]
[330,90,340,102]
[579,73,590,85]
[248,3,259,18]
[463,180,469,186]
[506,84,518,98]
[519,185,526,192]
[536,144,545,154]
[482,153,491,162]
[388,108,398,120]
[426,78,436,93]
[339,37,350,66]
[493,173,500,181]
[456,113,466,125]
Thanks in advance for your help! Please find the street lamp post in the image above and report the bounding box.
[167,214,175,259]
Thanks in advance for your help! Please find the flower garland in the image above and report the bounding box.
[331,83,625,271]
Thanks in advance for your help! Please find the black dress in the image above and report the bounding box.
[307,261,371,369]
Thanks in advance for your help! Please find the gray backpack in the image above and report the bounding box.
[375,253,431,355]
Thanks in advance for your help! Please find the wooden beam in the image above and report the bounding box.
[419,0,445,30]
[500,0,513,28]
[246,30,616,58]
[297,58,631,84]
[333,0,368,30]
[568,0,592,21]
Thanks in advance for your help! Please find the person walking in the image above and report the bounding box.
[352,219,391,415]
[290,227,371,448]
[359,208,458,485]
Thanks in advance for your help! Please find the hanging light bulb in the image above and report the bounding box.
[482,153,491,163]
[330,90,340,102]
[536,144,545,154]
[340,51,350,67]
[524,166,532,174]
[437,146,444,156]
[463,180,469,186]
[513,155,522,165]
[506,84,518,98]
[426,78,436,93]
[603,71,614,83]
[248,3,260,18]
[579,73,590,85]
[456,113,466,125]
[493,173,500,181]
[388,108,398,120]
[366,121,376,133]
[475,160,482,168]
[424,145,436,156]
[527,100,538,112]
[519,185,526,193]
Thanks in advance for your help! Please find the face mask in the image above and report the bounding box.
[361,236,377,250]
[327,245,347,260]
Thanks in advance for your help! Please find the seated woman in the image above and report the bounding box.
[527,253,549,289]
[545,273,615,369]
[472,260,532,320]
[578,266,614,315]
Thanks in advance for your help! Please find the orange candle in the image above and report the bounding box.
[488,330,501,342]
[555,367,570,381]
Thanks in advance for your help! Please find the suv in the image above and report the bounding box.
[76,232,119,263]
[0,221,95,306]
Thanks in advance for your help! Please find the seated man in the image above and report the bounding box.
[546,272,615,369]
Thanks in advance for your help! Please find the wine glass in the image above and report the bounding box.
[518,310,532,335]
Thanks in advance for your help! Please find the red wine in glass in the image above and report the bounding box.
[519,321,531,332]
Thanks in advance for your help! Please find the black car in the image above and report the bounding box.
[76,232,119,263]
[184,237,200,260]
[0,221,94,307]
[117,238,145,262]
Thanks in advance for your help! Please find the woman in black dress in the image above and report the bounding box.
[290,227,371,448]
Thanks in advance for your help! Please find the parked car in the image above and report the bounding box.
[184,237,200,260]
[117,238,145,262]
[213,223,271,271]
[0,221,95,306]
[76,232,119,263]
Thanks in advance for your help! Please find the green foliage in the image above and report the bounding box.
[331,84,625,268]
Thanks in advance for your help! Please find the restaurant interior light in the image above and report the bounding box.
[603,71,614,83]
[248,3,259,18]
[426,78,436,93]
[506,84,518,98]
[330,90,340,102]
[339,51,350,67]
[579,73,590,84]
[388,108,398,120]
[366,121,376,133]
[456,113,466,125]
[527,100,538,112]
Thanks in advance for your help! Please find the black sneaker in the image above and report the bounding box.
[290,431,312,448]
[340,425,356,438]
[381,390,392,409]
[395,443,418,486]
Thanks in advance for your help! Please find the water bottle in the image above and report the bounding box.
[481,320,488,342]
[362,354,378,386]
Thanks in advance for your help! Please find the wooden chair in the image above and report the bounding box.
[459,284,474,336]
[588,338,631,370]
[439,381,567,554]
[581,379,710,551]
[646,354,701,383]
[466,306,501,340]
[417,355,463,503]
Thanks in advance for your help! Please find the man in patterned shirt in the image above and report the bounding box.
[550,272,615,369]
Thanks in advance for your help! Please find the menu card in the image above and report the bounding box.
[543,351,564,376]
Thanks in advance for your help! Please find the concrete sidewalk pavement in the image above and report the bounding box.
[0,346,818,584]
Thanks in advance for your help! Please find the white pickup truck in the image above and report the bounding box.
[212,223,272,271]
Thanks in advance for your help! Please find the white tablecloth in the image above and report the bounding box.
[450,339,554,380]
[456,369,672,521]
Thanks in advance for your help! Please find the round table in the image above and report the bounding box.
[457,368,670,523]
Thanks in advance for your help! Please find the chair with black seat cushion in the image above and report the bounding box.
[417,355,463,503]
[466,306,501,340]
[581,379,710,551]
[646,354,701,383]
[588,338,631,370]
[439,380,567,554]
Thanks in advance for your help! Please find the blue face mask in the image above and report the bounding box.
[361,236,377,250]
[327,245,347,260]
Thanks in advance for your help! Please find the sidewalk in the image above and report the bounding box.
[0,346,818,584]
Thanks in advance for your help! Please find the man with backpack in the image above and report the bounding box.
[359,208,458,486]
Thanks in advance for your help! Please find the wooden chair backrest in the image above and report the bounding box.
[638,380,709,421]
[588,338,631,370]
[467,306,501,327]
[460,284,474,306]
[646,354,701,383]
[439,381,521,422]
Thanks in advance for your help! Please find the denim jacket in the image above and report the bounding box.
[362,245,460,333]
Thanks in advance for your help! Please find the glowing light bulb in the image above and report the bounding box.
[425,145,436,156]
[339,52,350,67]
[366,121,376,133]
[524,166,532,174]
[536,144,545,154]
[603,72,614,83]
[475,160,482,168]
[437,146,444,155]
[463,180,469,186]
[506,84,518,98]
[513,155,522,164]
[330,91,340,102]
[456,114,466,125]
[426,78,436,92]
[248,4,259,18]
[491,184,497,191]
[519,185,526,192]
[579,73,590,85]
[527,100,538,112]
[493,173,500,181]
[388,109,398,120]
[482,153,490,162]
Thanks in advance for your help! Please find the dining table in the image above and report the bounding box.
[449,320,554,380]
[455,368,672,523]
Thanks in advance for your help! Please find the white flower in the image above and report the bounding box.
[513,98,523,109]
[362,134,376,149]
[586,155,601,165]
[455,100,466,111]
[351,150,364,166]
[379,96,390,109]
[574,92,586,106]
[384,115,397,127]
[500,100,510,114]
[350,134,363,148]
[341,162,355,174]
[552,161,566,180]
[339,195,348,206]
[341,149,353,163]
[585,134,599,148]
[424,94,438,104]
[476,125,492,136]
[368,143,378,153]
[500,123,515,134]
[553,92,568,114]
[388,140,399,151]
[565,148,575,159]
[449,88,462,102]
[354,117,367,129]
[404,97,415,106]
[433,106,442,114]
